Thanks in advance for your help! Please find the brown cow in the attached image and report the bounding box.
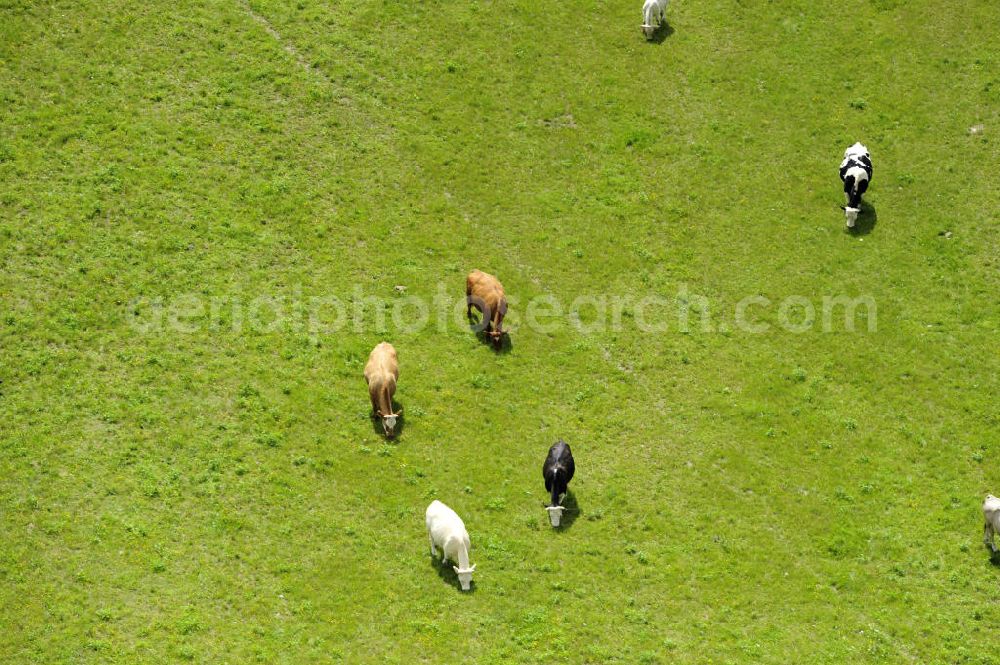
[466,270,508,349]
[364,341,400,437]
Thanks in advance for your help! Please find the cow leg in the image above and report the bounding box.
[985,522,997,553]
[429,533,438,557]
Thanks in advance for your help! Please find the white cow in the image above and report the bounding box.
[984,495,1000,555]
[641,0,669,40]
[425,500,476,591]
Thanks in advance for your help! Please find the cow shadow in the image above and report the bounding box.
[474,330,513,354]
[430,554,477,593]
[646,22,675,44]
[989,549,1000,567]
[847,201,878,236]
[551,491,581,531]
[369,400,405,439]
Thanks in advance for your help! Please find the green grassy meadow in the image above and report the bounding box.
[2,0,1000,662]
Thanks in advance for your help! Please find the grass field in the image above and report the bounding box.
[2,0,1000,662]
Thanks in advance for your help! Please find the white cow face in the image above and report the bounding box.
[642,24,656,40]
[546,505,566,527]
[845,142,869,160]
[844,207,860,228]
[381,414,398,437]
[453,564,476,591]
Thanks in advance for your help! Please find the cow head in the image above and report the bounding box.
[488,328,504,349]
[844,206,860,228]
[641,23,656,40]
[545,505,566,527]
[844,142,869,160]
[377,409,400,437]
[453,564,476,591]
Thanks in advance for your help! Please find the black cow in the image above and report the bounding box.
[542,440,575,526]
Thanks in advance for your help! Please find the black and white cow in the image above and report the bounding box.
[839,142,873,228]
[542,440,575,527]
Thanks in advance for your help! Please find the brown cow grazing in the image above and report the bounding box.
[466,270,508,349]
[364,342,400,437]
